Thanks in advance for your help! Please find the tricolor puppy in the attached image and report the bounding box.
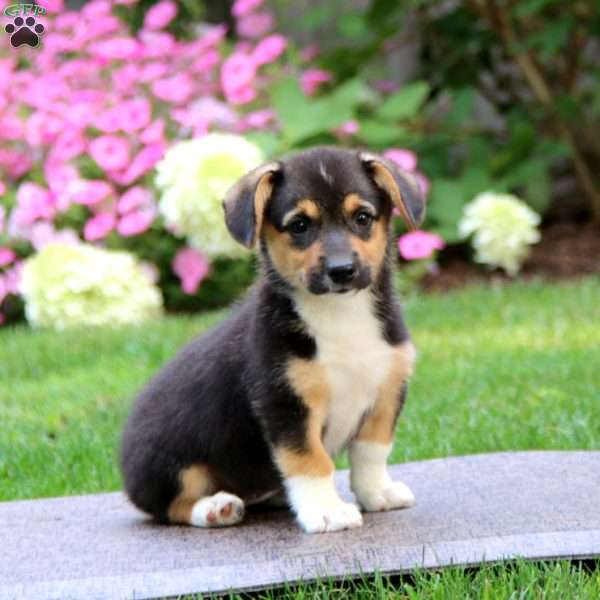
[120,146,425,533]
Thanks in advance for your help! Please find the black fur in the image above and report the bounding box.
[120,147,422,522]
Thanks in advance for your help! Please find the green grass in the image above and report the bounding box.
[1,277,599,597]
[227,560,600,599]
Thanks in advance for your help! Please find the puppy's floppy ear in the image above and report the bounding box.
[223,161,281,248]
[359,152,426,230]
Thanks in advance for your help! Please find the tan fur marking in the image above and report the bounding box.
[297,198,320,220]
[350,217,388,276]
[356,342,416,444]
[253,172,275,243]
[274,358,333,478]
[264,223,324,288]
[167,465,214,524]
[343,193,373,218]
[371,163,417,230]
[282,198,321,227]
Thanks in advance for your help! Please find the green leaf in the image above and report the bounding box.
[378,81,430,121]
[298,5,335,31]
[272,78,365,145]
[338,14,368,38]
[243,131,281,158]
[426,178,469,243]
[444,87,475,127]
[524,170,550,214]
[524,17,573,59]
[358,119,409,147]
[513,0,562,17]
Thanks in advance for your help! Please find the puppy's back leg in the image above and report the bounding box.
[168,465,245,527]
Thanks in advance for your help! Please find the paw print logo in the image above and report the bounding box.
[5,15,44,47]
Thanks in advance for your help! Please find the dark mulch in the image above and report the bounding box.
[422,221,600,293]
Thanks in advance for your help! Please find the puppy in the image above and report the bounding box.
[120,146,425,533]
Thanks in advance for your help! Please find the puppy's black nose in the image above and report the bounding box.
[327,262,356,284]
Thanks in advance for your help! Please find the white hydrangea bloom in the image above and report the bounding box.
[156,133,264,258]
[459,191,541,276]
[21,244,163,330]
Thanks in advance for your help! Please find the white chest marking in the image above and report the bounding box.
[294,290,395,456]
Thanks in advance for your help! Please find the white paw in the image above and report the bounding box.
[190,492,245,527]
[297,501,363,534]
[355,480,416,512]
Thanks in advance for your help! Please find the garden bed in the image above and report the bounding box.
[423,221,600,293]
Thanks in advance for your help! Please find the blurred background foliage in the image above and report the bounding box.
[2,0,599,326]
[66,0,600,239]
[155,0,600,238]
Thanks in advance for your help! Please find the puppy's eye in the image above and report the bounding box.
[288,216,310,235]
[355,211,373,227]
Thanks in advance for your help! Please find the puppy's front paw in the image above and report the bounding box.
[355,480,416,512]
[297,501,363,534]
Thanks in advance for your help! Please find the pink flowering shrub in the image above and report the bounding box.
[0,0,437,326]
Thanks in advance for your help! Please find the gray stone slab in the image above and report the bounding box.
[0,451,599,600]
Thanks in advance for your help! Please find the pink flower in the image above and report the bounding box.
[27,222,79,251]
[191,49,220,74]
[243,109,274,129]
[252,34,287,66]
[0,275,7,305]
[172,247,210,294]
[25,112,64,146]
[0,113,25,140]
[86,15,122,38]
[120,98,152,132]
[44,163,79,210]
[53,12,79,30]
[114,143,166,186]
[384,149,418,172]
[398,231,445,261]
[83,213,116,241]
[140,119,165,144]
[0,247,16,268]
[117,209,155,236]
[221,52,256,103]
[69,180,113,206]
[152,74,194,104]
[139,61,169,82]
[82,0,111,19]
[300,69,332,96]
[3,261,23,295]
[113,64,140,92]
[37,0,64,13]
[237,11,273,38]
[138,31,176,58]
[0,149,32,179]
[300,44,320,61]
[232,0,264,17]
[94,107,122,134]
[336,120,359,135]
[144,0,178,30]
[226,86,256,105]
[48,131,86,163]
[117,186,153,214]
[15,183,55,226]
[89,135,131,172]
[89,37,140,60]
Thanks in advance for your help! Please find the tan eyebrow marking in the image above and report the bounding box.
[282,198,321,226]
[343,193,376,217]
